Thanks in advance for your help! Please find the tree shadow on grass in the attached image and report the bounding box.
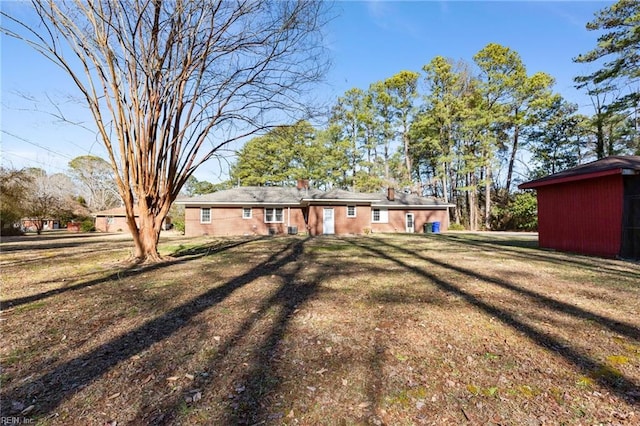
[132,236,399,424]
[405,237,640,341]
[0,234,133,252]
[1,237,306,418]
[345,237,640,407]
[441,233,640,280]
[0,237,260,310]
[136,237,346,424]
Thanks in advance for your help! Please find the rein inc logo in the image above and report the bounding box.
[1,418,34,425]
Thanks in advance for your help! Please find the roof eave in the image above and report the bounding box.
[518,168,625,189]
[371,203,455,208]
[302,198,381,203]
[176,201,301,206]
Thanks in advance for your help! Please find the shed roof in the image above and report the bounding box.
[519,156,640,189]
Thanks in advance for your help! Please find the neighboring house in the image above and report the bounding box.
[21,218,61,231]
[175,182,453,237]
[519,155,640,260]
[92,206,173,233]
[92,206,136,232]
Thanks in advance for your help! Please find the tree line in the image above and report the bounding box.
[231,1,639,231]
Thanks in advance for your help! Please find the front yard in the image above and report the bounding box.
[1,232,639,424]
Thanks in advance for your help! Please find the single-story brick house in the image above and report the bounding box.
[175,184,453,237]
[519,155,640,259]
[92,206,137,232]
[20,218,61,232]
[92,206,173,233]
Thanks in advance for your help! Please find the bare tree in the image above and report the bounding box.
[2,0,330,261]
[22,168,64,234]
[69,155,121,211]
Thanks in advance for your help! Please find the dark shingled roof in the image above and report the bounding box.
[176,186,453,207]
[176,186,324,204]
[371,191,451,207]
[519,156,640,189]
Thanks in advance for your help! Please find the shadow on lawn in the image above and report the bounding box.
[0,237,260,310]
[346,237,640,407]
[0,237,307,420]
[441,234,640,280]
[0,234,133,252]
[134,237,364,424]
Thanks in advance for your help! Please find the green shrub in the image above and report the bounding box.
[169,204,185,234]
[491,192,538,231]
[80,219,95,232]
[172,219,185,234]
[448,223,465,231]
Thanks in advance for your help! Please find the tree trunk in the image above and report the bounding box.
[442,161,449,204]
[404,132,412,183]
[506,124,519,192]
[125,200,167,262]
[595,116,605,159]
[468,172,477,231]
[484,166,491,230]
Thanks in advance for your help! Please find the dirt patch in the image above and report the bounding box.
[1,233,639,424]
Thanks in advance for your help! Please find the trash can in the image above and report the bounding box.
[424,222,433,233]
[432,221,441,233]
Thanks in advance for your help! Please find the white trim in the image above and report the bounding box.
[346,205,357,218]
[371,204,455,209]
[405,213,415,233]
[176,201,301,207]
[242,207,252,219]
[302,198,379,203]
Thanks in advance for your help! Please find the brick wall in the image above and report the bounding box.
[185,205,449,236]
[307,205,372,235]
[185,206,306,237]
[371,209,449,234]
[95,216,136,232]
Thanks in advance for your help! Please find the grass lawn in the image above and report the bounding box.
[1,232,639,425]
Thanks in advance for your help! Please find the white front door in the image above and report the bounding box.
[405,213,415,233]
[323,208,335,235]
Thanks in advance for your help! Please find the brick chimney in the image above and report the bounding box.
[297,179,309,190]
[387,187,395,201]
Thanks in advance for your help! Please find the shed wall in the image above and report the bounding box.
[536,174,624,257]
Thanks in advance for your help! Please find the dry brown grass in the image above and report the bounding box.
[1,231,639,425]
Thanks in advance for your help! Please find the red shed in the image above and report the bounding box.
[519,156,640,260]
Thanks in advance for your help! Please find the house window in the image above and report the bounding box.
[372,208,388,223]
[242,207,252,219]
[347,205,356,218]
[265,207,284,223]
[106,216,115,225]
[200,208,211,223]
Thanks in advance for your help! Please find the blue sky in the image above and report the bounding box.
[1,1,611,182]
